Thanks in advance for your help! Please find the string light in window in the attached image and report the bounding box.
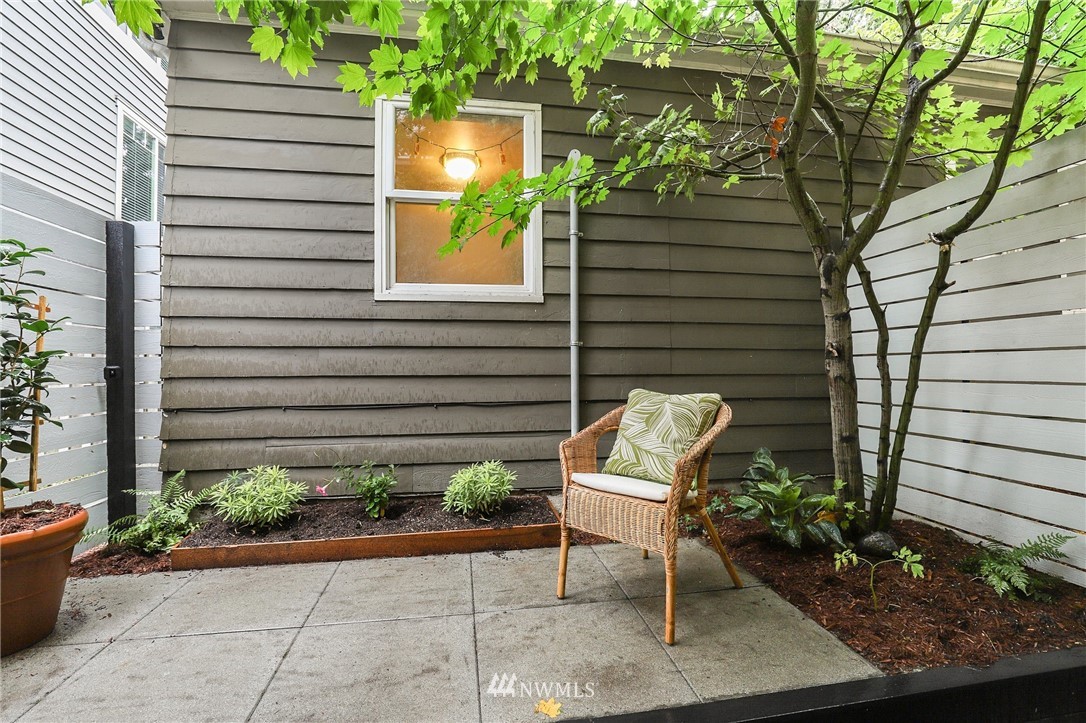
[398,122,523,179]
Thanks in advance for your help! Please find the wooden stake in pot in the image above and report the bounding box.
[27,295,49,493]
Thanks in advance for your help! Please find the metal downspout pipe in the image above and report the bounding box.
[567,149,582,436]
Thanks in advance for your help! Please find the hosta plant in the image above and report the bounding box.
[964,533,1073,601]
[442,460,515,517]
[83,471,207,553]
[725,448,845,549]
[208,465,306,529]
[331,461,398,519]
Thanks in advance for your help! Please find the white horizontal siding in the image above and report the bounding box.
[0,0,166,216]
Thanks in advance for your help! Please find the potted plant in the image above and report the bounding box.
[1,238,84,656]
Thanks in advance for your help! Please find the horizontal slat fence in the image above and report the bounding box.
[2,175,111,535]
[850,127,1086,584]
[133,222,164,501]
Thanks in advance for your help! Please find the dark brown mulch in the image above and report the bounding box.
[178,493,556,548]
[695,501,1086,674]
[0,500,82,536]
[70,544,171,578]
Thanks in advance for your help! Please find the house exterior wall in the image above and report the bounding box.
[160,19,936,491]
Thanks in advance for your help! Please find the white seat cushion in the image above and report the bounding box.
[570,472,695,502]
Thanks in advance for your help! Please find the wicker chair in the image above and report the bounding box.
[556,403,743,644]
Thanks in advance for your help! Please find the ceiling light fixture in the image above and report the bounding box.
[442,149,480,180]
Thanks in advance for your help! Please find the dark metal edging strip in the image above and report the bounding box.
[585,647,1085,723]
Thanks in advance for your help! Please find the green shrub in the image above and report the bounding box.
[442,460,515,517]
[963,533,1073,601]
[724,447,844,549]
[332,461,398,519]
[208,465,306,529]
[83,471,206,553]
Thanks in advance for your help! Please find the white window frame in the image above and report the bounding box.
[115,103,166,222]
[374,97,544,303]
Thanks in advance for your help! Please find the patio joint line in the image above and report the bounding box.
[468,553,484,723]
[590,545,702,704]
[13,571,202,723]
[243,561,342,723]
[303,611,476,629]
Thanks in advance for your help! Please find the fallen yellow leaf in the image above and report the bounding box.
[534,697,562,718]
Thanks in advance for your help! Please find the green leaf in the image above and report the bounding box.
[376,0,403,36]
[249,26,284,63]
[280,41,316,79]
[912,49,950,81]
[430,89,460,120]
[336,62,371,94]
[111,0,161,36]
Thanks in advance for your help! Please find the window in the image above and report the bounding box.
[374,97,543,302]
[117,110,165,222]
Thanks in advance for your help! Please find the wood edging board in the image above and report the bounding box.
[170,498,560,570]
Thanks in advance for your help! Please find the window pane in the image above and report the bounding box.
[393,202,523,285]
[394,110,524,193]
[121,117,156,222]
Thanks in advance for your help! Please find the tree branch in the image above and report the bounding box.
[854,255,892,524]
[879,1,1052,530]
[758,0,833,252]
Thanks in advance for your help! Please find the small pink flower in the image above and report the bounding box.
[315,484,329,497]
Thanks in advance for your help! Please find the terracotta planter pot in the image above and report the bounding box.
[0,507,88,656]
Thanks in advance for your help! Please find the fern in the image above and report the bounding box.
[968,533,1073,600]
[83,471,208,554]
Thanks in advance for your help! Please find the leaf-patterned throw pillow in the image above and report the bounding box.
[602,389,722,485]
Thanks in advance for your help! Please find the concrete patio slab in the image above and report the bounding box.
[470,546,624,613]
[5,543,884,722]
[592,538,761,599]
[307,554,471,625]
[1,643,105,723]
[43,571,194,646]
[632,587,881,700]
[252,615,478,723]
[17,630,294,723]
[475,599,699,722]
[122,563,337,639]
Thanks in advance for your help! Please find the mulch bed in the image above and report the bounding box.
[71,544,171,578]
[177,493,555,548]
[696,502,1086,674]
[0,500,82,535]
[69,493,556,576]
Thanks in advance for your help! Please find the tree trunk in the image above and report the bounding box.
[820,254,865,512]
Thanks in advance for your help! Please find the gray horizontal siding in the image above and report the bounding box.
[160,20,936,490]
[1,0,166,216]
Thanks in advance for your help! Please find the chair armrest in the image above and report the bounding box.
[559,405,625,479]
[668,403,734,504]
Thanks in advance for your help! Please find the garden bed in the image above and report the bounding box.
[170,493,559,570]
[701,509,1086,674]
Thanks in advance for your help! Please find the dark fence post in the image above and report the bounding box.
[105,221,136,523]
